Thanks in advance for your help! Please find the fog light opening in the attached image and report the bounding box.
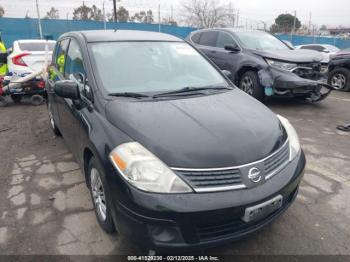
[148,225,183,244]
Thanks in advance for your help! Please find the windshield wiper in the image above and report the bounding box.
[108,92,150,99]
[153,85,232,98]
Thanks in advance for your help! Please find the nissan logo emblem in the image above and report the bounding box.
[248,167,262,183]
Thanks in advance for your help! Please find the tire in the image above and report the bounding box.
[239,71,265,101]
[47,101,61,136]
[11,95,22,103]
[88,157,116,234]
[30,94,45,106]
[328,68,350,92]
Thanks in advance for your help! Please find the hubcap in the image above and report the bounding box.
[90,168,107,221]
[331,73,346,90]
[48,103,55,129]
[241,76,254,95]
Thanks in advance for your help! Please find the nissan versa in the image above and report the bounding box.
[46,30,306,251]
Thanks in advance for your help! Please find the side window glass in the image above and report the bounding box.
[199,31,218,47]
[216,32,235,48]
[49,39,69,82]
[191,33,202,44]
[65,39,89,96]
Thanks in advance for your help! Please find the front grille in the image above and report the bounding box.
[175,169,243,191]
[173,140,290,192]
[196,188,297,242]
[292,62,322,80]
[264,141,290,179]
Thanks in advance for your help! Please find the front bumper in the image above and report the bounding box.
[259,67,332,102]
[109,151,306,252]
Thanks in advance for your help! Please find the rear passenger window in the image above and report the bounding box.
[199,31,218,47]
[191,32,202,44]
[216,32,236,48]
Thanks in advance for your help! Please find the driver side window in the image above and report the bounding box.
[216,32,236,49]
[65,39,86,90]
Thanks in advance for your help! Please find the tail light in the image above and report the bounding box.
[12,53,30,67]
[37,80,45,89]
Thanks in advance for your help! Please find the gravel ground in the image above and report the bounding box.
[0,92,349,256]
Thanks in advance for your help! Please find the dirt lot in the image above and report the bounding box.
[0,92,349,256]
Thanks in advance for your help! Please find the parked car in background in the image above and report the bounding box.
[7,39,56,75]
[328,50,350,91]
[186,29,331,102]
[295,44,340,73]
[46,30,305,251]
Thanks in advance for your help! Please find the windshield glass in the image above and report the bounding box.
[235,31,290,51]
[325,45,340,52]
[19,42,56,52]
[89,41,227,94]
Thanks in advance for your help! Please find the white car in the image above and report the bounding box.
[295,44,340,73]
[7,39,56,75]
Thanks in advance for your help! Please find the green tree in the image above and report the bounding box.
[45,7,59,19]
[116,6,129,22]
[273,13,301,33]
[131,10,154,23]
[0,6,5,17]
[73,4,103,21]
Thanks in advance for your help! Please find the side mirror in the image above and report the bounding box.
[222,70,232,78]
[224,45,240,52]
[54,80,80,100]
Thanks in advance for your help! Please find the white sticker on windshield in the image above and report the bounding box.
[173,45,197,55]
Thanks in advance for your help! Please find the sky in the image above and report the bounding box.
[0,0,349,28]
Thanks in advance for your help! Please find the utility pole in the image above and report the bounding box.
[103,1,106,29]
[158,1,161,32]
[308,12,312,35]
[290,10,297,42]
[35,0,43,39]
[113,0,117,22]
[236,9,239,28]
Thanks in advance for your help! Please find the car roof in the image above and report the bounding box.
[191,28,263,34]
[62,30,183,43]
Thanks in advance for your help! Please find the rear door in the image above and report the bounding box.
[196,30,219,59]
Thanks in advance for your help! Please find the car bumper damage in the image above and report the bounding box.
[259,66,334,102]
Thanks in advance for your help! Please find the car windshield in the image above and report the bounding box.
[89,41,228,94]
[235,31,290,51]
[18,42,55,52]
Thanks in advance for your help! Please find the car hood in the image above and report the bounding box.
[252,49,323,63]
[105,89,286,168]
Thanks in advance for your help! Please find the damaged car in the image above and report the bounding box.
[186,29,332,102]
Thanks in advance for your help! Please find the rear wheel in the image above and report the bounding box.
[11,95,22,103]
[239,71,265,101]
[328,68,350,91]
[88,157,116,234]
[47,102,61,136]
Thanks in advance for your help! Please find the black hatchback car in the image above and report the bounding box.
[186,29,331,102]
[46,30,305,251]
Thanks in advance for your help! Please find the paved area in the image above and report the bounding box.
[0,92,349,255]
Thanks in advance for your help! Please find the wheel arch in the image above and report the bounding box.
[235,66,259,85]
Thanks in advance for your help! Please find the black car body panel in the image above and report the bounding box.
[105,89,286,168]
[186,28,332,102]
[46,30,306,251]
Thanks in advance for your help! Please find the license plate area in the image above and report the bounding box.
[241,195,283,223]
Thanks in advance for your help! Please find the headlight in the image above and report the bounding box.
[266,58,297,71]
[109,142,192,193]
[277,115,301,161]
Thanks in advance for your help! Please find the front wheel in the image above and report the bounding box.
[328,68,350,91]
[239,71,265,101]
[88,157,116,234]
